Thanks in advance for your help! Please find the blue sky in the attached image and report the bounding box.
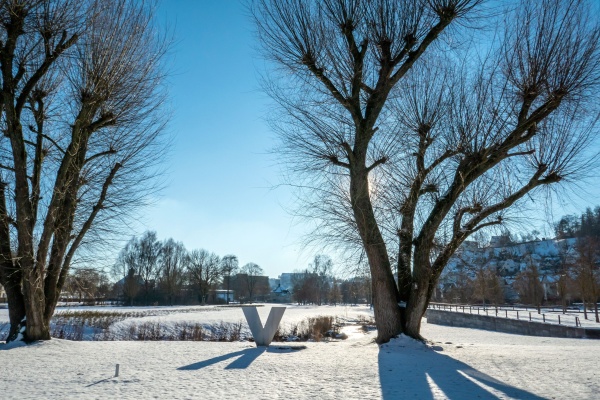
[140,0,313,278]
[138,1,599,279]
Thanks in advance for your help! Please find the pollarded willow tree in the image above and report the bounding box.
[252,0,600,343]
[0,0,168,342]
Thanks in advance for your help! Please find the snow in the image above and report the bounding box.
[105,304,372,332]
[1,305,599,399]
[443,237,579,277]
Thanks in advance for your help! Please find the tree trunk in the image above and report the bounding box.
[2,275,25,341]
[22,265,51,341]
[397,230,413,302]
[404,285,430,340]
[368,253,403,344]
[0,182,26,341]
[349,164,402,344]
[403,248,435,340]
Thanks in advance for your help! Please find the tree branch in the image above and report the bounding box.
[418,184,438,197]
[390,12,458,85]
[302,54,353,115]
[463,164,551,233]
[87,112,116,134]
[326,154,350,169]
[44,133,66,154]
[54,162,122,306]
[507,149,535,158]
[0,164,15,172]
[470,219,503,234]
[341,141,354,164]
[452,204,483,234]
[85,148,117,164]
[361,82,374,95]
[366,156,388,173]
[425,149,457,175]
[16,32,79,116]
[340,20,366,117]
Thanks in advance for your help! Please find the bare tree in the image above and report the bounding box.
[329,277,342,305]
[137,232,162,305]
[0,0,168,341]
[159,239,187,306]
[312,254,332,305]
[555,239,576,313]
[253,0,600,342]
[471,266,503,307]
[64,268,107,304]
[114,232,162,306]
[187,249,222,304]
[514,262,544,313]
[113,238,139,305]
[221,254,239,304]
[574,237,600,322]
[122,267,139,307]
[240,262,264,302]
[443,267,474,304]
[291,269,317,304]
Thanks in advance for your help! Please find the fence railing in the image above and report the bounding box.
[427,302,598,328]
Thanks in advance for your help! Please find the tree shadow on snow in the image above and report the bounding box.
[378,340,547,400]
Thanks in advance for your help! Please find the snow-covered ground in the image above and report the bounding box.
[102,303,373,334]
[1,305,599,399]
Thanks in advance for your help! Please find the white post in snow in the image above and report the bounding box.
[242,306,286,347]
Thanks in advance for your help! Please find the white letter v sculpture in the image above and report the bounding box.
[242,306,286,346]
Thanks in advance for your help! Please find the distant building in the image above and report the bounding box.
[0,284,6,302]
[438,237,581,304]
[278,273,296,291]
[222,274,271,302]
[271,284,291,303]
[489,235,512,247]
[210,289,235,303]
[268,278,280,291]
[278,272,309,291]
[460,241,479,251]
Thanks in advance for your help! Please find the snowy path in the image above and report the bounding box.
[1,307,598,399]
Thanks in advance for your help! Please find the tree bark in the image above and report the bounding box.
[349,161,402,343]
[0,262,26,341]
[22,265,51,341]
[403,246,433,340]
[397,225,414,303]
[0,181,26,340]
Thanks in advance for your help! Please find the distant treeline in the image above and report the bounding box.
[113,231,265,306]
[39,231,373,308]
[555,206,600,239]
